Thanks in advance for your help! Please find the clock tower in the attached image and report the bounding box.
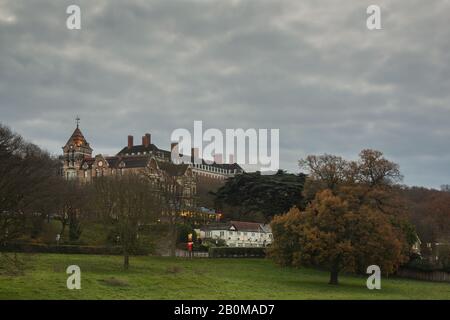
[62,117,93,179]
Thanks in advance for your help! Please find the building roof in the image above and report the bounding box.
[118,143,244,173]
[199,160,243,171]
[117,144,170,157]
[78,155,193,178]
[230,221,263,232]
[80,156,152,170]
[157,161,189,176]
[64,126,92,150]
[201,220,270,233]
[118,156,152,168]
[260,224,272,233]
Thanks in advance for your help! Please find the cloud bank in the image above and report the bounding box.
[0,0,449,187]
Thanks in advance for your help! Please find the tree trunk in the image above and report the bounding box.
[60,214,67,237]
[123,251,129,270]
[169,224,177,257]
[329,268,339,285]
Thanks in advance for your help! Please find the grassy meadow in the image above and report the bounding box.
[0,253,449,300]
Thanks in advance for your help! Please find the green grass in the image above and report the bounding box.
[0,253,449,299]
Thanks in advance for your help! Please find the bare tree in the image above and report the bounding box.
[92,174,160,269]
[53,180,92,242]
[156,175,190,257]
[143,162,195,257]
[0,123,60,245]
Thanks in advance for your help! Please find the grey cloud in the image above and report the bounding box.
[0,0,449,188]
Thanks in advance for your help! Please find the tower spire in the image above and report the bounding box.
[75,116,80,128]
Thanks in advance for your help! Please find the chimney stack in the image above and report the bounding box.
[214,153,223,164]
[170,142,179,163]
[128,135,134,149]
[141,133,151,148]
[191,147,199,163]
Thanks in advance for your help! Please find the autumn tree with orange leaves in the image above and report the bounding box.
[269,150,415,285]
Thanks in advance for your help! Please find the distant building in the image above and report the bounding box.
[180,207,223,225]
[60,119,244,186]
[200,221,273,247]
[422,241,450,263]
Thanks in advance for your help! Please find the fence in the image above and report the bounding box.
[396,268,450,283]
[208,247,266,258]
[175,249,209,258]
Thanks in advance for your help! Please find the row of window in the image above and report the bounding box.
[81,168,125,178]
[222,231,271,237]
[205,231,272,239]
[227,237,267,242]
[229,243,268,248]
[192,163,233,174]
[123,151,170,161]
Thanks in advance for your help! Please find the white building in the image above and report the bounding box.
[200,221,273,248]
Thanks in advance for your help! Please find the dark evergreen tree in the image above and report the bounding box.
[214,170,306,222]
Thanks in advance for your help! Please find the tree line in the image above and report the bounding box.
[2,122,449,279]
[215,150,449,285]
[0,123,191,270]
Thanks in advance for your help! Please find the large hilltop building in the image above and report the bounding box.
[61,119,244,188]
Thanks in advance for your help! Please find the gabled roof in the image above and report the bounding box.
[80,157,95,169]
[230,221,263,232]
[117,156,151,168]
[157,161,190,176]
[201,220,269,233]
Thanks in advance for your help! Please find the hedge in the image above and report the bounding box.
[404,258,450,273]
[0,243,149,256]
[209,247,266,258]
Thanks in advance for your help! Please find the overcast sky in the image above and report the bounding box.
[0,0,449,188]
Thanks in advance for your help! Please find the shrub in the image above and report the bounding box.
[404,257,441,272]
[176,241,208,252]
[0,243,150,255]
[209,247,266,258]
[201,239,227,248]
[177,224,197,243]
[193,244,208,252]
